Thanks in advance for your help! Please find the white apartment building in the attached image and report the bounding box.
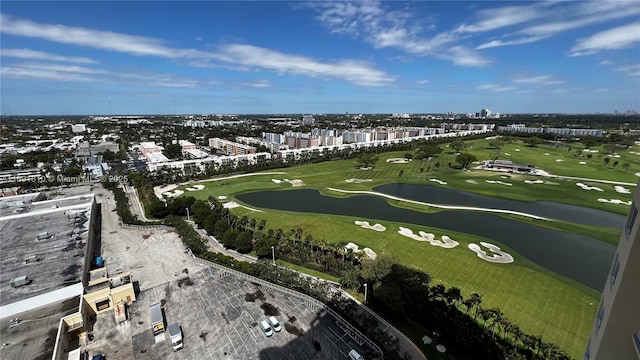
[70,124,87,133]
[584,181,640,359]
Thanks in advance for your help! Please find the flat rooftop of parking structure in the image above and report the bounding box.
[0,294,81,360]
[85,267,377,360]
[0,192,95,306]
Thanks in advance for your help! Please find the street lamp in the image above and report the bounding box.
[271,246,275,266]
[186,207,190,222]
[363,283,368,304]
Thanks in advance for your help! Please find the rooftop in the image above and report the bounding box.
[0,188,95,307]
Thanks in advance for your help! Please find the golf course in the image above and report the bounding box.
[168,137,640,359]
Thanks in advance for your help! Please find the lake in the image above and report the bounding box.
[237,188,617,291]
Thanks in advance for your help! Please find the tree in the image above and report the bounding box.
[450,139,466,153]
[163,143,182,159]
[404,153,413,160]
[604,157,611,166]
[221,229,239,249]
[235,231,253,254]
[340,268,361,290]
[416,144,442,159]
[613,160,619,167]
[524,136,543,147]
[623,162,630,172]
[356,153,378,169]
[456,153,478,169]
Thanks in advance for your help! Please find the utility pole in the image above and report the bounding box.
[271,246,275,266]
[364,283,368,304]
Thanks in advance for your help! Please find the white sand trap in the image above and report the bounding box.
[598,198,632,205]
[359,166,373,170]
[467,242,514,264]
[465,179,478,184]
[162,192,172,197]
[386,158,411,163]
[185,187,197,191]
[524,180,544,184]
[610,154,621,158]
[345,179,373,183]
[579,161,587,165]
[218,195,227,200]
[429,178,447,185]
[614,186,631,194]
[576,182,604,191]
[515,149,520,152]
[398,227,459,248]
[629,151,640,155]
[485,180,512,186]
[354,221,386,232]
[344,242,362,253]
[288,179,305,187]
[272,179,282,183]
[162,189,184,198]
[223,201,240,209]
[636,172,640,177]
[363,248,377,260]
[543,153,550,155]
[504,153,511,156]
[584,149,599,153]
[555,159,565,162]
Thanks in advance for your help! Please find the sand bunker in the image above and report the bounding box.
[162,189,184,198]
[636,172,640,177]
[579,161,587,165]
[485,180,512,186]
[467,242,514,264]
[515,149,520,152]
[223,201,240,209]
[185,184,205,191]
[584,149,599,153]
[344,242,377,260]
[576,183,604,191]
[610,154,621,158]
[543,153,550,155]
[273,179,305,187]
[354,221,386,232]
[218,196,227,200]
[598,198,632,205]
[629,151,640,155]
[524,180,544,184]
[504,153,511,156]
[398,227,459,248]
[345,179,373,183]
[429,178,447,185]
[386,158,411,163]
[465,179,478,184]
[614,186,631,194]
[555,159,565,162]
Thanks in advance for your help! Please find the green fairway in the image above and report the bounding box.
[172,137,640,359]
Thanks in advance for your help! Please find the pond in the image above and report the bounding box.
[237,188,617,291]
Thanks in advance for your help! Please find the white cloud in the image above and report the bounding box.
[214,44,395,86]
[477,84,516,92]
[476,36,547,50]
[570,22,640,56]
[0,48,98,64]
[416,79,429,85]
[307,1,489,67]
[599,60,613,65]
[513,75,565,85]
[454,3,547,34]
[0,13,393,87]
[615,64,640,77]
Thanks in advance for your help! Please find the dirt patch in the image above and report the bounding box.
[260,302,280,316]
[245,289,265,302]
[142,233,151,239]
[284,323,304,336]
[288,316,297,323]
[199,331,208,341]
[313,340,322,351]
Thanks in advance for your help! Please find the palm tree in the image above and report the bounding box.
[444,287,462,310]
[430,284,445,301]
[469,293,482,319]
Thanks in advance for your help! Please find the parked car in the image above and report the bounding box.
[260,320,273,337]
[268,316,281,332]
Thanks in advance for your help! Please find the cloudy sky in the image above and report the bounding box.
[1,1,639,115]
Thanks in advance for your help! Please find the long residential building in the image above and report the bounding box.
[497,124,603,137]
[209,138,256,155]
[584,181,640,359]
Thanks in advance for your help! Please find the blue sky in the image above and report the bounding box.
[1,1,639,115]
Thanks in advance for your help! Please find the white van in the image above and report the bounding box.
[260,320,273,337]
[268,316,281,332]
[348,349,364,360]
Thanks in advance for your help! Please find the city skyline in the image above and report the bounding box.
[1,1,639,115]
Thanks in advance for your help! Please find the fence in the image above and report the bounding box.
[193,256,384,359]
[118,222,172,230]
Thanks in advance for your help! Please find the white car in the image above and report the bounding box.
[268,316,282,332]
[260,320,273,337]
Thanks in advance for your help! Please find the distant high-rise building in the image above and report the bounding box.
[480,109,491,118]
[584,181,640,359]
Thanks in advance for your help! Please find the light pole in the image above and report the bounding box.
[271,246,275,266]
[186,207,190,222]
[363,283,368,304]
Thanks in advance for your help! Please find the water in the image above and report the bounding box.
[237,189,617,291]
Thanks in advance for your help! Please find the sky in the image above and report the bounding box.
[1,1,639,115]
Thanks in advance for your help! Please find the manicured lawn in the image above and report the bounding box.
[171,138,640,359]
[274,260,340,283]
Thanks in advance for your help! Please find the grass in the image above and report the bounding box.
[274,260,340,283]
[171,137,640,359]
